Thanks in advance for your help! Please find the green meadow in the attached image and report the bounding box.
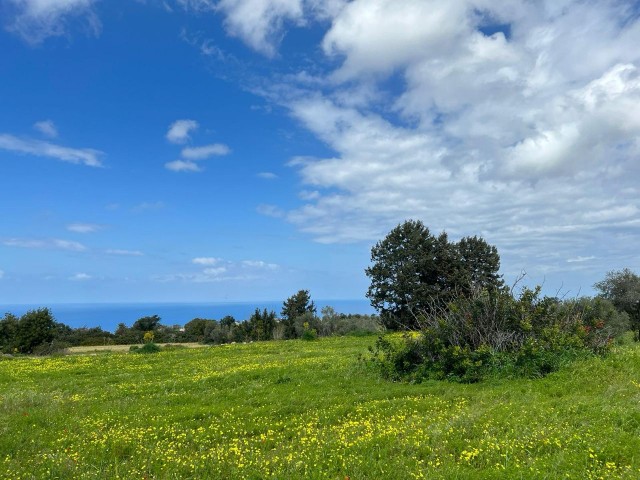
[1,336,639,479]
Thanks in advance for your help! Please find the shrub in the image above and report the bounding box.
[367,287,623,382]
[131,343,161,354]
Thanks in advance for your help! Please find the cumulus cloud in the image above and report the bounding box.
[164,159,202,172]
[33,120,58,138]
[3,238,87,251]
[67,223,102,233]
[166,119,198,144]
[0,133,103,166]
[223,0,634,283]
[6,0,101,44]
[181,143,230,159]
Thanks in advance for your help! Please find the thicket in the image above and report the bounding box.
[368,286,629,382]
[365,221,637,383]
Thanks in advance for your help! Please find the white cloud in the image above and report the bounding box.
[106,249,144,256]
[0,270,4,279]
[67,223,102,233]
[166,119,198,144]
[3,238,87,251]
[155,256,278,283]
[192,257,221,265]
[181,143,230,159]
[0,133,103,166]
[33,120,58,138]
[164,159,202,172]
[6,0,101,44]
[567,256,596,264]
[242,260,278,269]
[70,272,91,281]
[216,0,305,57]
[219,0,636,285]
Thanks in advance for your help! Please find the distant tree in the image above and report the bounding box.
[184,318,215,341]
[281,290,316,339]
[220,315,236,328]
[248,308,277,341]
[366,220,502,330]
[594,268,640,340]
[15,308,56,353]
[0,313,19,353]
[132,315,161,331]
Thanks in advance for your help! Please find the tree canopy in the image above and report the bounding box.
[281,290,316,339]
[365,220,502,329]
[594,268,640,340]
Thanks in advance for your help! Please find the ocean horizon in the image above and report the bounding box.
[0,300,375,333]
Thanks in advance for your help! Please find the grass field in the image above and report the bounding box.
[67,343,207,354]
[1,336,639,479]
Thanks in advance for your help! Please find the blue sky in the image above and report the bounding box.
[1,0,639,304]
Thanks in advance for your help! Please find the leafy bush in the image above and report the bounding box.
[368,287,625,382]
[130,343,161,354]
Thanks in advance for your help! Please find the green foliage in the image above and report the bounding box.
[368,287,626,382]
[366,220,502,330]
[130,342,161,354]
[594,268,640,340]
[281,289,316,339]
[132,315,161,332]
[183,318,214,341]
[319,306,383,336]
[248,308,277,341]
[14,308,56,354]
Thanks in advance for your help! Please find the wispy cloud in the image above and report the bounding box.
[181,143,230,159]
[0,269,4,280]
[155,256,279,283]
[257,172,278,180]
[70,272,91,281]
[3,238,87,252]
[6,0,101,45]
[166,119,198,144]
[66,223,102,233]
[257,204,285,218]
[106,249,144,256]
[33,120,58,138]
[0,133,103,167]
[567,256,596,264]
[132,201,165,212]
[192,257,221,265]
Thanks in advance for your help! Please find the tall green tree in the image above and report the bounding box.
[248,308,277,341]
[594,268,640,340]
[0,313,19,353]
[366,220,502,329]
[281,290,316,339]
[15,308,56,353]
[132,315,161,331]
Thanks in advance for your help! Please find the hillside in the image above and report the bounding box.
[1,337,639,479]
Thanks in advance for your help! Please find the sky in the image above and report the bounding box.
[1,0,639,305]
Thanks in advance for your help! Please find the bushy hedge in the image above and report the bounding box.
[368,287,629,382]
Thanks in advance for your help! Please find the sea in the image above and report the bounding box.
[0,300,375,333]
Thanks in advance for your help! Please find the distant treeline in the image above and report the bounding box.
[0,290,382,355]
